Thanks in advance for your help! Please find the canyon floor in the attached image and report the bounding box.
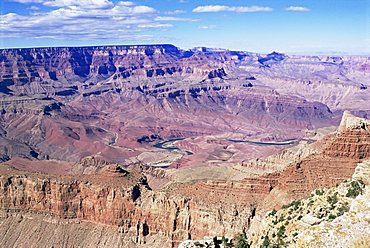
[0,45,369,247]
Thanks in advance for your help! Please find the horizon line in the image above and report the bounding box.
[0,43,369,57]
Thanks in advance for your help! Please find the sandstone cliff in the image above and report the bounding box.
[0,163,255,247]
[0,112,368,248]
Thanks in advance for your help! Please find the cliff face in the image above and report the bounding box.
[0,113,369,247]
[180,114,370,211]
[0,164,255,247]
[267,113,370,203]
[0,44,229,93]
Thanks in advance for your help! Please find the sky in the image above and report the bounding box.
[0,0,369,54]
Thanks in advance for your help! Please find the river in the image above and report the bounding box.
[226,138,299,146]
[153,138,193,155]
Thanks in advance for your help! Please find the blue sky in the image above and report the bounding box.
[1,0,369,54]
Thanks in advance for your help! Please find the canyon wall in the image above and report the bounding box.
[0,113,369,247]
[0,45,343,165]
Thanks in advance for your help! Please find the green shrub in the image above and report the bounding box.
[277,225,286,239]
[346,181,363,198]
[268,209,277,217]
[337,203,350,217]
[282,200,301,210]
[278,215,285,223]
[235,232,250,248]
[261,236,270,248]
[328,214,336,221]
[315,189,324,196]
[327,192,338,206]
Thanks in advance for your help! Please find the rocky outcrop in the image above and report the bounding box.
[267,111,370,201]
[249,160,370,248]
[338,111,370,133]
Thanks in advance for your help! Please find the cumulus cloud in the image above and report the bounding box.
[286,6,310,12]
[193,5,273,13]
[1,1,174,41]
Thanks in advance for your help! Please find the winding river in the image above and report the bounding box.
[153,138,193,155]
[226,138,299,146]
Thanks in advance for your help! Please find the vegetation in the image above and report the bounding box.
[278,215,285,223]
[282,200,301,210]
[327,192,339,207]
[276,225,286,240]
[346,181,363,198]
[257,179,364,247]
[315,189,324,196]
[328,214,337,221]
[234,232,250,248]
[268,209,277,217]
[337,203,350,217]
[221,236,233,248]
[261,236,270,248]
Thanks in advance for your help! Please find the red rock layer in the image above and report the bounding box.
[0,124,368,246]
[276,127,370,198]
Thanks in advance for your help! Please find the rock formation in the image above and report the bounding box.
[0,112,368,247]
[249,160,370,248]
[1,45,369,168]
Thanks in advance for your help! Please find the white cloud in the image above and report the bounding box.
[130,6,156,14]
[198,25,216,30]
[164,10,186,15]
[193,5,273,13]
[1,1,172,41]
[286,6,310,12]
[10,0,45,3]
[155,16,198,22]
[138,23,173,28]
[28,6,40,10]
[43,0,113,8]
[117,1,134,7]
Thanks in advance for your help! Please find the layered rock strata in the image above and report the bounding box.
[0,113,368,247]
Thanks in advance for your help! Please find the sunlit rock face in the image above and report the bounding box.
[0,113,368,248]
[1,44,369,166]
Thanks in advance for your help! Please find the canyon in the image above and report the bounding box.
[0,44,370,247]
[1,45,369,167]
[0,106,369,248]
